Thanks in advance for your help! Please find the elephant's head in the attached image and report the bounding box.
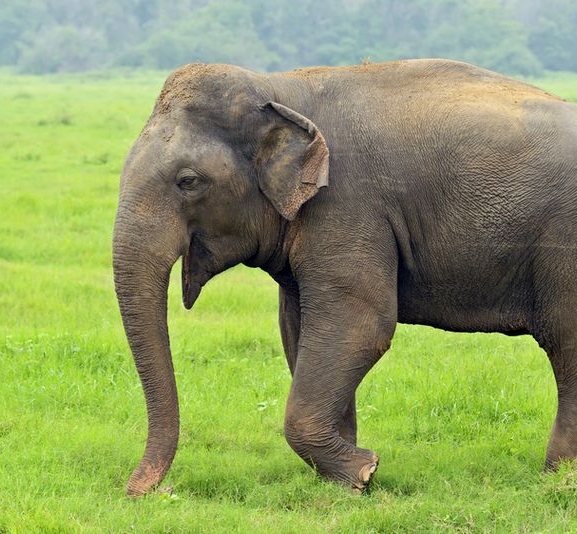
[112,64,329,495]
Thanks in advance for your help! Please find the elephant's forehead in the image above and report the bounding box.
[137,115,233,166]
[139,113,180,144]
[139,114,198,149]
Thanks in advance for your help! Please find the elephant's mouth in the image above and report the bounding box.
[181,234,213,310]
[181,256,201,310]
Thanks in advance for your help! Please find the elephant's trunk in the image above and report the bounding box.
[113,206,182,496]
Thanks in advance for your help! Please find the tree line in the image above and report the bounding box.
[1,0,576,75]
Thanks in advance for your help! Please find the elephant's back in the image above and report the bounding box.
[287,59,562,106]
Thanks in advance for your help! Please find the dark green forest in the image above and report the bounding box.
[1,0,576,75]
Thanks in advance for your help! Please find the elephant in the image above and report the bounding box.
[113,58,577,496]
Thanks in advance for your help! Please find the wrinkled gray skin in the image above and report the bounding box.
[113,59,577,496]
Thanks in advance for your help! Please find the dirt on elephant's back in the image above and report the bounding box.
[449,79,563,113]
[154,63,235,114]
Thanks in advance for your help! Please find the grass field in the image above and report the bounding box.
[2,68,577,533]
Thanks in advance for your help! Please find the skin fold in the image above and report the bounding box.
[112,59,577,496]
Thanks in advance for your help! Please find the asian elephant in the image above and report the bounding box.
[113,59,577,496]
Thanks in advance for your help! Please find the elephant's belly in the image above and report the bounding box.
[396,280,529,335]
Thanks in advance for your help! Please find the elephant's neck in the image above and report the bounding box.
[245,215,292,276]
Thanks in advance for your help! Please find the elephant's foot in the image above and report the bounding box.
[546,444,577,471]
[285,410,378,492]
[315,445,380,493]
[545,418,577,471]
[352,455,379,494]
[545,450,577,471]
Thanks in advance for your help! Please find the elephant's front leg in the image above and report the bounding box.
[279,284,358,445]
[283,285,397,492]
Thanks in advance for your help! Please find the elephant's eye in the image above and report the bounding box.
[176,168,211,197]
[176,169,200,190]
[177,176,197,190]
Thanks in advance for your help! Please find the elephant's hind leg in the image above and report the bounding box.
[533,278,577,468]
[541,333,577,468]
[544,352,577,468]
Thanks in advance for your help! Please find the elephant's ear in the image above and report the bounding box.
[255,102,329,221]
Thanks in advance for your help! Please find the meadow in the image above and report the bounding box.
[1,68,577,533]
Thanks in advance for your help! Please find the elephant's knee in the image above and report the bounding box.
[284,404,328,460]
[284,410,311,457]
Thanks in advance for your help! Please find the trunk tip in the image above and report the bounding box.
[126,460,171,497]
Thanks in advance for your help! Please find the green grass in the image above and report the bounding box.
[2,69,577,532]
